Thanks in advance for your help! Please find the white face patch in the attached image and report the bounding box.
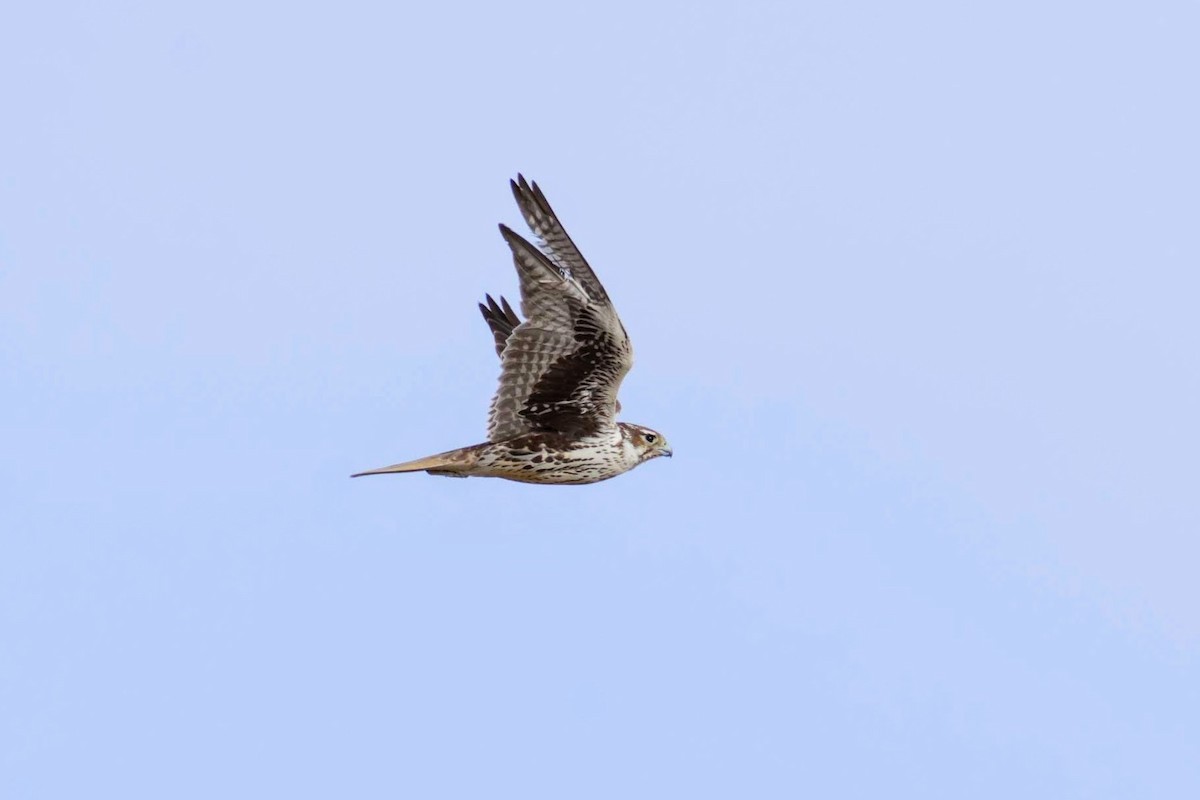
[617,428,641,467]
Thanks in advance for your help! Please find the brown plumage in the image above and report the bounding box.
[352,175,671,485]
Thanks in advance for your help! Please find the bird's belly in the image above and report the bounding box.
[476,440,627,485]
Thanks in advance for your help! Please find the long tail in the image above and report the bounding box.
[350,444,484,479]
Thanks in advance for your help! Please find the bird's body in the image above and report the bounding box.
[372,424,661,485]
[352,176,671,485]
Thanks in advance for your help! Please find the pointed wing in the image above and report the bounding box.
[486,184,632,442]
[509,174,611,305]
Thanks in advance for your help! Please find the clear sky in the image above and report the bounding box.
[3,1,1198,797]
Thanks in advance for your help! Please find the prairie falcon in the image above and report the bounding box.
[352,175,672,485]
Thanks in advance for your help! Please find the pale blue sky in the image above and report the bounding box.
[3,1,1198,797]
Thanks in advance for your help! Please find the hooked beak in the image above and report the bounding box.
[661,447,673,458]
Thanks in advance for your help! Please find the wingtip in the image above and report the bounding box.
[510,175,527,202]
[511,173,538,203]
[497,222,522,244]
[481,293,505,319]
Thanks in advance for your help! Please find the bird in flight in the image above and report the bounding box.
[352,175,672,485]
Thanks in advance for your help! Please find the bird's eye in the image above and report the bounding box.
[645,434,657,443]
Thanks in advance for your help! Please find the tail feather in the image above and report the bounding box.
[351,444,483,479]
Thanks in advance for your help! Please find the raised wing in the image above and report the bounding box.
[486,181,632,442]
[509,175,611,305]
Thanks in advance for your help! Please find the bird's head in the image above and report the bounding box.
[620,422,673,462]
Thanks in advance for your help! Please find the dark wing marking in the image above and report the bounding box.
[515,302,631,437]
[478,293,521,359]
[486,188,632,442]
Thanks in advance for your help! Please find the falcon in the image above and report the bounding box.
[351,175,672,485]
